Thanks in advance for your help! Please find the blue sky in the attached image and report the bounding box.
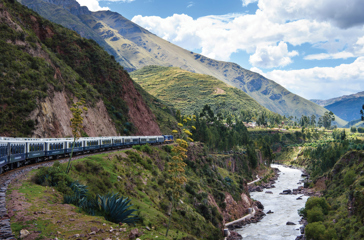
[76,0,364,100]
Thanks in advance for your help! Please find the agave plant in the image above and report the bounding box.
[96,193,139,224]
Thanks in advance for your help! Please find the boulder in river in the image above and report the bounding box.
[282,189,292,194]
[286,222,296,225]
[267,210,274,214]
[265,191,273,194]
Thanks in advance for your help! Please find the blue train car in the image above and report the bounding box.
[45,141,65,158]
[112,137,124,148]
[9,141,27,167]
[27,141,46,161]
[0,142,8,174]
[101,138,113,150]
[123,137,132,147]
[65,140,84,154]
[157,136,164,144]
[147,136,158,144]
[140,137,147,145]
[131,137,140,145]
[84,138,100,152]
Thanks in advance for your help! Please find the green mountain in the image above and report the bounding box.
[131,66,272,116]
[0,0,172,137]
[19,0,347,126]
[311,91,364,122]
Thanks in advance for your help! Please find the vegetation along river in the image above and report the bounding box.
[237,164,308,239]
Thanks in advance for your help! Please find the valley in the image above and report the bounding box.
[0,0,363,240]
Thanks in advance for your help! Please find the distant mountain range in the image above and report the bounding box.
[19,0,347,126]
[311,91,364,122]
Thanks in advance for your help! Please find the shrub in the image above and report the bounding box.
[305,197,330,215]
[95,193,139,224]
[162,145,172,153]
[132,145,141,151]
[34,161,73,194]
[344,170,356,186]
[307,206,324,223]
[305,222,326,240]
[141,144,152,154]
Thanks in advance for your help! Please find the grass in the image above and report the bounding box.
[11,144,255,239]
[130,66,271,116]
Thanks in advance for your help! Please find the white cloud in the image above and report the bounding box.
[263,57,364,99]
[249,41,298,68]
[187,2,194,8]
[76,0,109,11]
[250,67,264,75]
[242,0,258,7]
[132,11,364,67]
[304,52,355,60]
[257,0,364,29]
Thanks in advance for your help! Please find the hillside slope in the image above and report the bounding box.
[18,0,347,126]
[307,151,364,239]
[0,0,166,137]
[312,91,364,122]
[131,66,272,116]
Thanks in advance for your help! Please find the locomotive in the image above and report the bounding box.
[0,135,174,174]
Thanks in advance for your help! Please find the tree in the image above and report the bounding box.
[200,104,215,123]
[166,117,195,237]
[361,104,364,121]
[247,144,258,169]
[66,98,88,174]
[310,114,316,126]
[321,111,335,129]
[165,139,188,237]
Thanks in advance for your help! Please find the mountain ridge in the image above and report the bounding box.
[311,91,364,122]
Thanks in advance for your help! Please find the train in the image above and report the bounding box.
[0,135,174,174]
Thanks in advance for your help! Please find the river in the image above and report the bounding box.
[237,164,308,240]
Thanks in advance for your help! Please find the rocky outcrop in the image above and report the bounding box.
[227,201,266,230]
[223,192,252,224]
[29,91,118,138]
[249,168,279,192]
[122,79,162,136]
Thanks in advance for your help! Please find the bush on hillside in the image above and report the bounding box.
[344,170,356,186]
[34,161,73,195]
[305,197,330,215]
[307,206,324,223]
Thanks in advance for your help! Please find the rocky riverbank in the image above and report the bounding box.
[226,168,281,239]
[248,167,280,193]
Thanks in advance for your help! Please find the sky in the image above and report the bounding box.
[75,0,364,101]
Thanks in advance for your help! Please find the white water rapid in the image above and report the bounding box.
[237,164,308,240]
